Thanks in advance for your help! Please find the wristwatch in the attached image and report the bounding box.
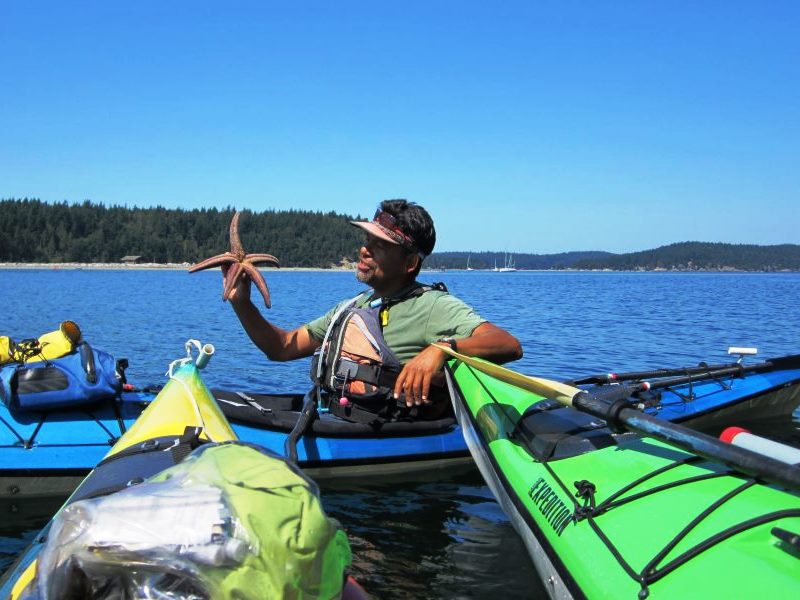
[437,337,458,352]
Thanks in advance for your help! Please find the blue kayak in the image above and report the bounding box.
[0,387,471,497]
[1,353,799,497]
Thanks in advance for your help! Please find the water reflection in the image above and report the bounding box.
[321,469,544,599]
[0,495,66,573]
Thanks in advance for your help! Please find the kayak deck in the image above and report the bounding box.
[448,360,800,599]
[0,389,470,498]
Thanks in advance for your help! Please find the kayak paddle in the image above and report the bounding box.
[435,344,800,492]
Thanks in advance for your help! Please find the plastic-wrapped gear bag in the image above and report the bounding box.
[24,442,352,599]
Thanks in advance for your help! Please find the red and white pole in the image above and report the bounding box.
[719,426,800,466]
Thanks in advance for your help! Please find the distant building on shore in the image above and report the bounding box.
[120,255,146,264]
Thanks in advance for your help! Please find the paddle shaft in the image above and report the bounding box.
[574,391,800,491]
[642,364,765,392]
[434,344,800,492]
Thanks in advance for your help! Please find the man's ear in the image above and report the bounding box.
[405,253,420,274]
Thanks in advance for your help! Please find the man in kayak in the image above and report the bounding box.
[226,199,522,417]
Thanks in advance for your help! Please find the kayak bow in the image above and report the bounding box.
[0,342,353,599]
[443,347,800,599]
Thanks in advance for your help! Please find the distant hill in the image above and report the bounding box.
[1,199,797,271]
[428,243,800,272]
[569,242,800,272]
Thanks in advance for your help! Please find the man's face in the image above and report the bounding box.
[356,233,414,291]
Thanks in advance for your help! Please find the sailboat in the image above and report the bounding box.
[466,255,474,271]
[498,253,517,272]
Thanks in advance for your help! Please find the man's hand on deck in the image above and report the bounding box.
[394,345,449,407]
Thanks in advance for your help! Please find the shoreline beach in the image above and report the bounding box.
[1,263,794,273]
[0,262,354,272]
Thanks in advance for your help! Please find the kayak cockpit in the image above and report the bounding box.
[512,401,638,461]
[212,389,458,437]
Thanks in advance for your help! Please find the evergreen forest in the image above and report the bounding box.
[0,199,365,267]
[1,199,798,271]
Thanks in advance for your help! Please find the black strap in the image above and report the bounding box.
[335,359,399,389]
[72,429,207,502]
[95,427,204,469]
[379,281,448,309]
[327,394,419,426]
[284,388,318,463]
[170,426,205,463]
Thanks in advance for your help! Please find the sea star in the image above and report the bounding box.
[188,211,280,308]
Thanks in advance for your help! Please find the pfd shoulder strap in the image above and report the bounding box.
[389,281,448,304]
[313,292,368,383]
[376,281,448,327]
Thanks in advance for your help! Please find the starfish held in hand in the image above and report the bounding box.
[188,211,280,308]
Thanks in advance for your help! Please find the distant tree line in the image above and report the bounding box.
[0,198,365,267]
[1,199,797,271]
[428,243,800,271]
[571,242,800,272]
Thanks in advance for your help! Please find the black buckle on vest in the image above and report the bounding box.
[328,395,417,427]
[337,359,363,381]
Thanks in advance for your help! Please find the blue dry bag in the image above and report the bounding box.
[0,343,123,411]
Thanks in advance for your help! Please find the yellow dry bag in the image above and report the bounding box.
[0,321,83,364]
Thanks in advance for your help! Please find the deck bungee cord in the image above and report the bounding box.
[0,405,123,449]
[560,455,800,598]
[571,473,800,598]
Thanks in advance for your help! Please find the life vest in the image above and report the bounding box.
[311,282,447,424]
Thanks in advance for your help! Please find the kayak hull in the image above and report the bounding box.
[447,359,800,599]
[453,388,573,599]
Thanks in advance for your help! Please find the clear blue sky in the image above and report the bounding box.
[1,1,797,253]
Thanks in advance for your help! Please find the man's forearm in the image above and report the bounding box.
[453,323,523,364]
[231,298,312,362]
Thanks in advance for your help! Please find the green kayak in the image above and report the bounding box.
[445,356,800,599]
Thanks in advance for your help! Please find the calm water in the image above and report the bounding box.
[2,269,800,597]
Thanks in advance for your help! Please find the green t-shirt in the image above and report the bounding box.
[305,285,486,364]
